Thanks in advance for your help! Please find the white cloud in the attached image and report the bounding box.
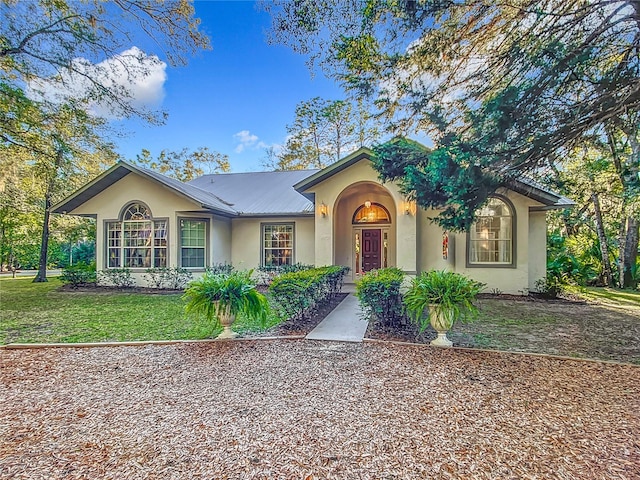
[233,130,261,153]
[27,46,167,119]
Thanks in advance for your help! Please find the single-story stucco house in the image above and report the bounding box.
[53,147,573,294]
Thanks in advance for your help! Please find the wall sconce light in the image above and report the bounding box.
[364,200,372,208]
[319,202,328,218]
[403,200,417,216]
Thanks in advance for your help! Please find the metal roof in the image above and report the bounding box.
[53,150,573,218]
[509,176,576,209]
[188,169,319,215]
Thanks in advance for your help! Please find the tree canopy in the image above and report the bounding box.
[264,96,379,170]
[265,0,640,230]
[0,0,210,279]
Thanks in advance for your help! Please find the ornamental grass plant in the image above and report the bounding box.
[404,270,484,333]
[182,270,269,329]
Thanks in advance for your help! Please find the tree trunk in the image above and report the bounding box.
[620,216,639,289]
[590,192,613,286]
[33,149,63,283]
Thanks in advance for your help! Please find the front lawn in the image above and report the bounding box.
[0,277,279,344]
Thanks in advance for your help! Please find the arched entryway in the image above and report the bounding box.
[333,182,396,281]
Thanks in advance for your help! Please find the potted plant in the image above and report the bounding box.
[403,270,484,347]
[182,270,269,339]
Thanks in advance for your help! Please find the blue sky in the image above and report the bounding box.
[113,1,344,172]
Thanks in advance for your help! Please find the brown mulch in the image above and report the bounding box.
[1,341,638,479]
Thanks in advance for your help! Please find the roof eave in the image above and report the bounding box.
[508,180,575,208]
[52,163,130,214]
[53,161,238,216]
[294,147,374,192]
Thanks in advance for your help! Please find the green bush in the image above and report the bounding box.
[255,263,315,288]
[206,263,235,275]
[60,262,97,288]
[144,267,193,290]
[98,268,135,289]
[356,267,406,326]
[268,265,349,320]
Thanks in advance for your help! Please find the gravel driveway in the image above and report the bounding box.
[1,340,638,479]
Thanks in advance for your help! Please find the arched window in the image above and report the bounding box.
[468,196,515,266]
[106,203,167,268]
[352,202,391,224]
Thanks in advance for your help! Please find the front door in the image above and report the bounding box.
[362,229,381,272]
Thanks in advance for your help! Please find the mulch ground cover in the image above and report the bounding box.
[1,340,638,479]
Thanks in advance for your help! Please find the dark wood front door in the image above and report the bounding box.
[362,229,381,272]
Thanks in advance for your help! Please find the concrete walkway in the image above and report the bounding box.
[306,293,369,342]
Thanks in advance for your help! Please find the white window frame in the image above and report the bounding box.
[106,203,167,269]
[261,223,295,267]
[179,217,209,269]
[467,196,516,268]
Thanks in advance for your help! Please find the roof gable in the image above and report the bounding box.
[52,161,237,216]
[293,147,374,192]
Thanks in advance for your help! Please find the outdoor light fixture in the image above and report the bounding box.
[319,202,328,217]
[403,200,417,216]
[364,200,372,208]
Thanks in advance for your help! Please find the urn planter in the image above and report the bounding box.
[404,270,484,348]
[428,305,455,347]
[182,270,269,340]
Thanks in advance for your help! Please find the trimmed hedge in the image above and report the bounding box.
[268,265,349,320]
[356,267,406,326]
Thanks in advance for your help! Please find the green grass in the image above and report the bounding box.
[573,286,640,307]
[0,277,280,344]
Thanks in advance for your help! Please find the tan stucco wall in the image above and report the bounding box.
[304,159,417,277]
[230,216,315,269]
[417,190,546,294]
[69,173,222,285]
[212,215,232,265]
[528,210,547,291]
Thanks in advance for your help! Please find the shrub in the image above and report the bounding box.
[60,262,96,288]
[534,275,565,298]
[98,268,135,289]
[268,265,349,320]
[356,267,406,326]
[255,263,315,288]
[144,267,193,290]
[206,263,235,275]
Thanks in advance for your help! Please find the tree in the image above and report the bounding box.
[265,1,640,230]
[1,0,210,281]
[135,147,231,181]
[267,97,380,170]
[1,0,209,126]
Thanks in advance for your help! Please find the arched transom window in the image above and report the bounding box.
[352,202,391,224]
[107,203,167,268]
[468,197,514,265]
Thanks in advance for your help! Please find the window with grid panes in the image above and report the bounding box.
[262,224,294,266]
[180,219,207,268]
[106,203,167,268]
[468,197,513,265]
